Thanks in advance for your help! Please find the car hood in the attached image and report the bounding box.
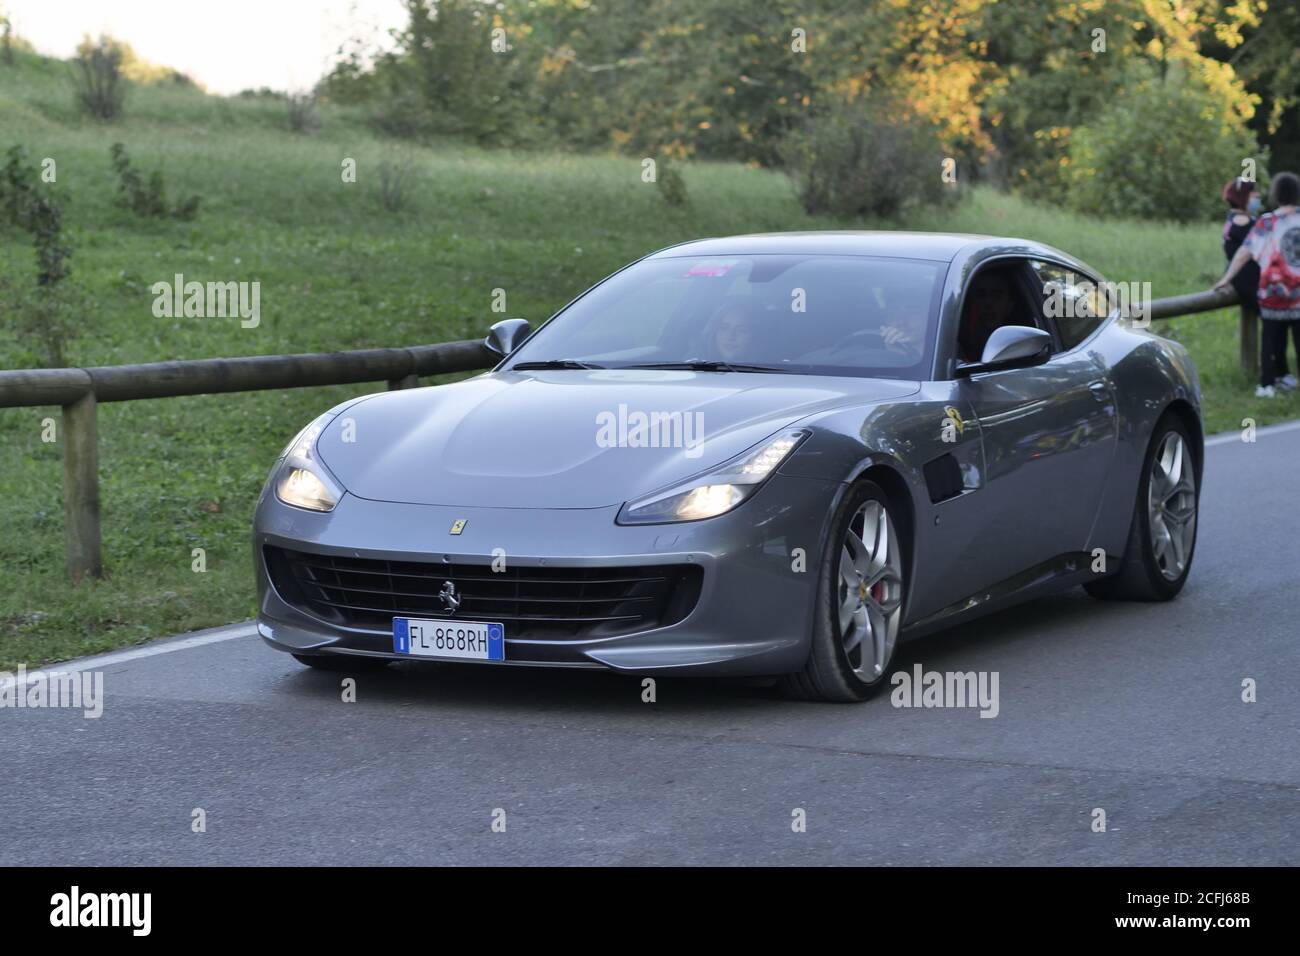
[315,369,919,508]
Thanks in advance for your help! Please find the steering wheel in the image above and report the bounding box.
[829,327,890,356]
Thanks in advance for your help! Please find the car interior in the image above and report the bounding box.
[672,259,940,372]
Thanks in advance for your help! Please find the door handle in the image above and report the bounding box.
[1088,381,1109,401]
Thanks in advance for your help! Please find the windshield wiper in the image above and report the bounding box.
[618,360,791,374]
[511,359,606,370]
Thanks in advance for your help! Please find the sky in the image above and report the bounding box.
[4,0,407,94]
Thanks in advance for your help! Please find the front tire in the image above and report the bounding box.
[1085,416,1199,602]
[781,480,906,702]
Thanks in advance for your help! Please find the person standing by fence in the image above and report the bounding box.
[1217,172,1300,398]
[1221,177,1269,384]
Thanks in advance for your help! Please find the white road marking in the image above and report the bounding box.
[0,621,257,692]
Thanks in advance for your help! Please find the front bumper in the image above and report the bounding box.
[253,474,839,677]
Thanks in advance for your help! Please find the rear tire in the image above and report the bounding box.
[291,652,391,672]
[780,480,906,703]
[1085,416,1198,602]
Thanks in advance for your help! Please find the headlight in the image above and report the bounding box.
[616,429,807,524]
[274,414,344,512]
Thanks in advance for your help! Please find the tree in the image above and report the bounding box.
[72,34,128,120]
[2,11,14,67]
[1065,64,1262,222]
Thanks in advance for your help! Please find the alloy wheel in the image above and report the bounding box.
[837,499,904,681]
[1147,431,1197,581]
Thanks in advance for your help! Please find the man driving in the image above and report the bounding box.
[960,270,1018,362]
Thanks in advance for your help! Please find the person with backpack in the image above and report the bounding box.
[1217,172,1300,397]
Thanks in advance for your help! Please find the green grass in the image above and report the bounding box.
[1,48,1295,669]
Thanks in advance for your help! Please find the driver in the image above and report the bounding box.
[960,271,1017,361]
[877,285,930,357]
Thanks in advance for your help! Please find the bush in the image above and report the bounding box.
[0,148,76,367]
[655,158,688,207]
[285,92,318,133]
[1065,72,1263,223]
[780,95,957,219]
[72,35,128,120]
[1,144,35,229]
[0,273,78,369]
[367,86,430,141]
[109,143,201,221]
[376,154,419,213]
[29,196,71,288]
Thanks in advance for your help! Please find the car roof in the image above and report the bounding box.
[646,231,1056,264]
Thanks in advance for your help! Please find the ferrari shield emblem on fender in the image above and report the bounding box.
[449,519,466,535]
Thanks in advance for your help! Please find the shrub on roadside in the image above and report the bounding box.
[780,94,957,220]
[109,143,201,221]
[1064,70,1263,223]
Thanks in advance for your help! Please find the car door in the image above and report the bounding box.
[954,258,1118,585]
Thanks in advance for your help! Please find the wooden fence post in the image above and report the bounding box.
[1240,309,1258,378]
[62,391,102,582]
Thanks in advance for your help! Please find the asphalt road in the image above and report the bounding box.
[3,423,1298,866]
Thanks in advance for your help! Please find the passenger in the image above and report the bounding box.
[709,303,754,363]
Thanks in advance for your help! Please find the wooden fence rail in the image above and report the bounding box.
[0,285,1248,581]
[1,339,494,581]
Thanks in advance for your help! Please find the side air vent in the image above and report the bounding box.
[923,453,964,503]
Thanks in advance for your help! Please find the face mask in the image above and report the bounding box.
[1247,196,1263,215]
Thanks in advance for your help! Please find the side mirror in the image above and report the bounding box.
[957,325,1052,376]
[485,318,531,357]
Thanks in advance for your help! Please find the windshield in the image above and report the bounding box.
[505,254,944,379]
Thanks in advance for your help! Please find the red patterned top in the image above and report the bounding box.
[1243,210,1300,319]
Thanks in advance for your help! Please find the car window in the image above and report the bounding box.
[1029,260,1107,350]
[561,276,690,354]
[508,254,945,380]
[955,260,1046,364]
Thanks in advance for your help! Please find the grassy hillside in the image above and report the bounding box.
[1,48,1294,668]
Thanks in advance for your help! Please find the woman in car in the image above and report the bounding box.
[710,303,754,363]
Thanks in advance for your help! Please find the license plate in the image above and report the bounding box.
[393,618,505,661]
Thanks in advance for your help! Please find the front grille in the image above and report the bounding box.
[265,546,702,639]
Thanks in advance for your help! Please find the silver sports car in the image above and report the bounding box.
[254,232,1202,701]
